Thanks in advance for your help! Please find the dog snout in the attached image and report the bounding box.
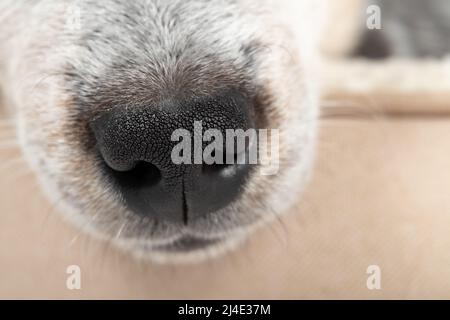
[90,91,254,225]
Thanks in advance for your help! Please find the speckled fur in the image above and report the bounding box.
[0,0,324,263]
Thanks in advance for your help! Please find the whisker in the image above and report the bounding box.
[67,216,95,249]
[266,207,289,248]
[68,232,83,248]
[320,95,386,121]
[115,221,128,240]
[67,193,120,249]
[40,196,65,237]
[21,71,67,106]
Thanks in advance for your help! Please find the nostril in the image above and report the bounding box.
[111,161,162,189]
[104,158,183,222]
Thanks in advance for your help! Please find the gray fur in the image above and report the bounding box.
[0,0,320,262]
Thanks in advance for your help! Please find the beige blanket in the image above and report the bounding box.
[1,57,450,298]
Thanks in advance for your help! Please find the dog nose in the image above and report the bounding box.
[90,91,254,224]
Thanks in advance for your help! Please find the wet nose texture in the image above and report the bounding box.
[90,91,254,224]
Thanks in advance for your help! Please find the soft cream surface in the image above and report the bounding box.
[1,108,450,299]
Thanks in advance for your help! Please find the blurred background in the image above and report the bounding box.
[1,0,450,299]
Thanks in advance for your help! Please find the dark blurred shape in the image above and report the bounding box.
[355,0,450,59]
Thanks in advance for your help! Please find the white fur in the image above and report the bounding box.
[0,0,325,262]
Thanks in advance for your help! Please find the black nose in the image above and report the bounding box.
[91,91,254,224]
